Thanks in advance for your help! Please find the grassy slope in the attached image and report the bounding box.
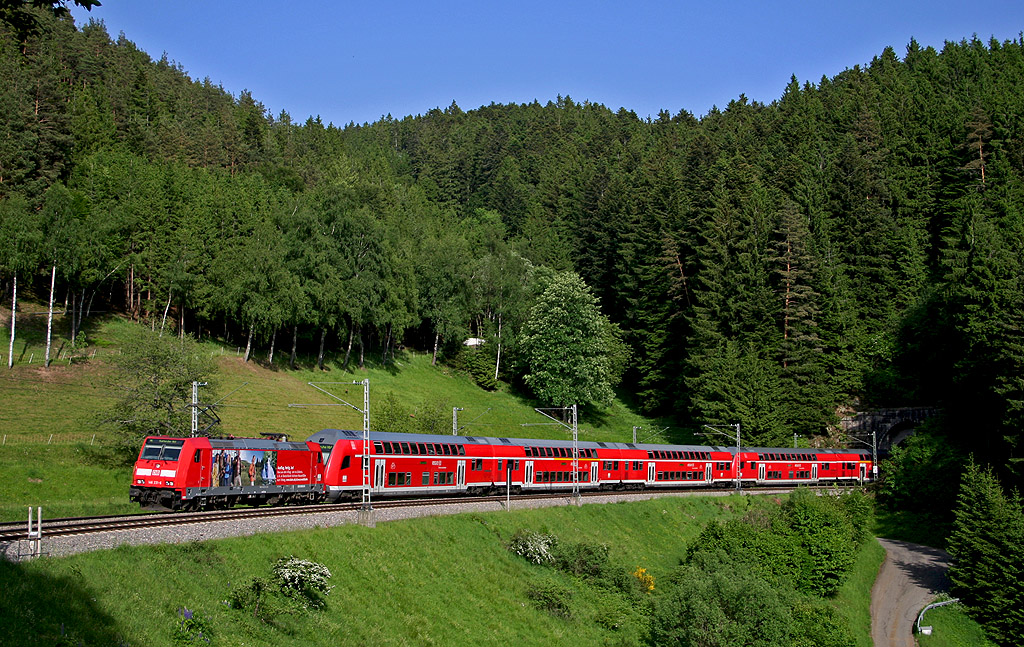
[0,311,664,520]
[2,493,878,647]
[1,311,887,645]
[917,604,997,647]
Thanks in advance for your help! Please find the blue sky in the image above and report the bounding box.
[71,1,1024,126]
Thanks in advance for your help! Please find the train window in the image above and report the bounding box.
[513,460,520,470]
[417,443,426,454]
[457,445,466,456]
[317,452,323,464]
[422,472,429,485]
[440,444,450,456]
[341,455,350,470]
[497,460,503,471]
[472,459,483,470]
[193,450,201,463]
[373,442,383,453]
[397,442,407,454]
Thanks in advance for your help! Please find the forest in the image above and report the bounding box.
[1,12,1023,476]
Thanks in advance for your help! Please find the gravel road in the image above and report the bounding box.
[871,538,952,647]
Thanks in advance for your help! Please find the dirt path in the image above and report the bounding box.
[871,538,952,647]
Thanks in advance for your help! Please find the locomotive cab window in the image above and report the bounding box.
[140,439,184,461]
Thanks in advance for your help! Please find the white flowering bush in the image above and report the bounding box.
[508,529,557,565]
[272,556,334,609]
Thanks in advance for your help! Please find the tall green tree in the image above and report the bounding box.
[102,326,217,461]
[519,271,626,407]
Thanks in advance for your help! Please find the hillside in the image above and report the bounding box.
[0,304,667,521]
[0,494,884,647]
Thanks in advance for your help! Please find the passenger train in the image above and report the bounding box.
[130,429,873,511]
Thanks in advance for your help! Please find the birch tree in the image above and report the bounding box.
[0,194,40,368]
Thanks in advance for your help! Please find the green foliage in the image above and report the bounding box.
[101,326,217,461]
[552,540,612,580]
[526,580,573,618]
[651,549,795,647]
[877,430,962,525]
[458,347,499,390]
[229,556,333,623]
[5,10,1024,485]
[947,460,1024,646]
[171,607,212,645]
[520,271,627,407]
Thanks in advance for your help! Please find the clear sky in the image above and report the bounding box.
[70,1,1024,127]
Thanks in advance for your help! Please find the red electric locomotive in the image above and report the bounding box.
[130,435,325,510]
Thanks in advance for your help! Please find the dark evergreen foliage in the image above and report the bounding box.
[1,12,1024,479]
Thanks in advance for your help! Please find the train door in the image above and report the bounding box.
[705,463,712,483]
[373,459,386,493]
[590,461,599,486]
[859,463,866,483]
[647,462,656,485]
[757,463,766,483]
[456,460,467,490]
[812,464,818,482]
[525,461,534,487]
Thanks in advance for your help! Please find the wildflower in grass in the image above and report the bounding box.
[172,607,212,645]
[633,566,655,592]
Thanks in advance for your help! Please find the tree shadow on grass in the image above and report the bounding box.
[0,559,130,646]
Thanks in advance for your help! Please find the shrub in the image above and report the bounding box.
[272,556,334,609]
[632,566,655,592]
[553,540,610,579]
[508,529,557,564]
[527,581,572,618]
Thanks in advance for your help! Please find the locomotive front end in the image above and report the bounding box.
[130,436,188,510]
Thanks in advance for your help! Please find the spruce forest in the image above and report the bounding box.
[3,13,1024,481]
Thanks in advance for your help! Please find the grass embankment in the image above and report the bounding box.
[1,311,667,521]
[917,603,997,647]
[1,494,768,647]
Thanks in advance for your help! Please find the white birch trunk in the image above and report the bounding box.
[44,264,55,368]
[268,328,277,364]
[431,332,440,366]
[7,272,16,369]
[494,312,502,381]
[243,324,254,362]
[159,289,172,337]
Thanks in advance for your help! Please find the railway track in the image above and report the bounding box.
[0,485,816,544]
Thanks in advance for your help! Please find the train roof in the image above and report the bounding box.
[307,430,873,458]
[208,437,312,451]
[309,429,727,453]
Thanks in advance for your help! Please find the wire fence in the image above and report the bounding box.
[1,433,111,446]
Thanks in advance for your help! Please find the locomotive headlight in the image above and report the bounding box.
[136,479,144,484]
[165,480,174,486]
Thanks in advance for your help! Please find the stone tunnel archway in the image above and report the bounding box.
[839,407,939,456]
